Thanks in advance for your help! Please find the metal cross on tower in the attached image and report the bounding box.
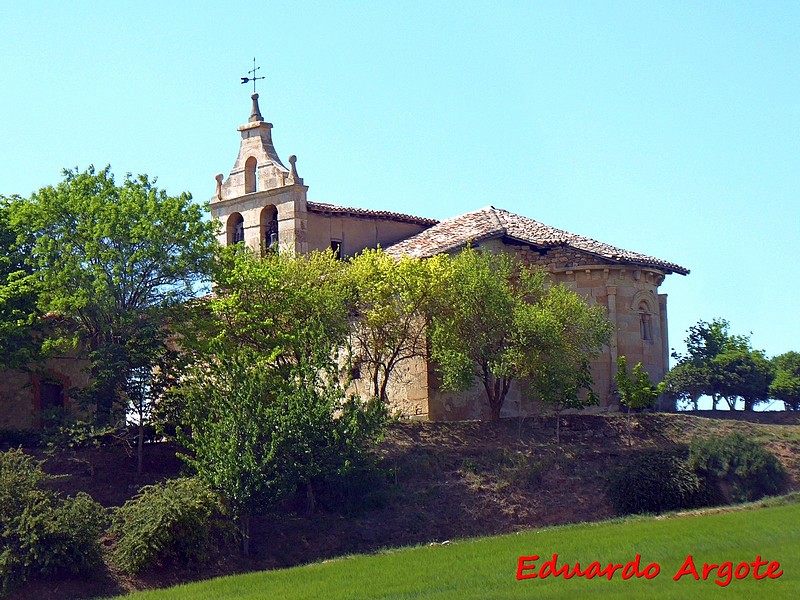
[241,57,265,94]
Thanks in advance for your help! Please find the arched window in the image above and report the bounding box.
[639,301,653,341]
[227,213,245,246]
[40,380,64,411]
[260,206,278,252]
[244,156,258,193]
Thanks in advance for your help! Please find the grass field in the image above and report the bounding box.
[118,495,799,599]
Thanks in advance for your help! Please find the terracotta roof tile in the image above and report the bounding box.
[384,206,689,275]
[307,201,438,226]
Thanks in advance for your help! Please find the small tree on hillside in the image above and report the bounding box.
[429,247,611,422]
[771,351,800,410]
[347,249,448,403]
[429,247,547,421]
[665,318,779,411]
[711,347,774,411]
[615,356,658,446]
[519,285,612,441]
[660,361,708,410]
[668,319,749,411]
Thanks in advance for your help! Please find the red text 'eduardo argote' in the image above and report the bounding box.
[516,554,783,588]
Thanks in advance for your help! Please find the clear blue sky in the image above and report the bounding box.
[2,1,798,369]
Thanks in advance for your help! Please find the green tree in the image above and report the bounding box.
[711,348,774,411]
[429,247,610,421]
[0,198,40,368]
[347,249,447,403]
[770,351,800,411]
[665,318,758,411]
[520,285,612,441]
[660,361,708,410]
[203,246,353,374]
[10,166,218,424]
[615,356,659,446]
[429,248,545,421]
[178,249,385,555]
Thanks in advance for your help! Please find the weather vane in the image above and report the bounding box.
[241,57,265,94]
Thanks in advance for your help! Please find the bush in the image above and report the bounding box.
[607,448,719,516]
[110,477,231,575]
[689,432,788,503]
[0,449,107,594]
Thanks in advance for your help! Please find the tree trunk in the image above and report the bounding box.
[137,422,144,475]
[555,408,561,443]
[372,365,381,400]
[240,512,251,556]
[379,368,390,403]
[627,404,633,447]
[306,481,316,515]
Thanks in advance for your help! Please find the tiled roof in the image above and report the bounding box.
[307,201,438,226]
[384,206,689,275]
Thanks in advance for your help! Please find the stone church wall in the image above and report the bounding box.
[306,213,430,257]
[0,356,90,429]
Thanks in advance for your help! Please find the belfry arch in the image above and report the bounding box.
[260,205,279,252]
[227,212,245,246]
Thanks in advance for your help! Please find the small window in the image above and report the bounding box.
[331,240,342,260]
[639,302,652,341]
[351,361,362,380]
[40,380,64,410]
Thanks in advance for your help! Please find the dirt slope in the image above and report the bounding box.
[11,412,800,599]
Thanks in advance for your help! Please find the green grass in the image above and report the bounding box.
[119,496,800,599]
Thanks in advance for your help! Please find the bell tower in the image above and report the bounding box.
[210,92,308,254]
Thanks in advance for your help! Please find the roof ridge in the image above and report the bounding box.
[384,206,689,275]
[306,201,438,226]
[487,206,507,234]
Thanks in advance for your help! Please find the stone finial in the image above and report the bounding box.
[288,155,303,184]
[249,93,264,123]
[215,173,224,200]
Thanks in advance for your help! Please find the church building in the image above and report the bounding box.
[210,94,689,420]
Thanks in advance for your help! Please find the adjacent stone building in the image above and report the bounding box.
[210,94,689,420]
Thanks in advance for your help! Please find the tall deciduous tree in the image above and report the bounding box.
[0,198,40,368]
[11,166,218,424]
[178,249,385,554]
[429,247,611,421]
[347,249,447,403]
[664,319,774,412]
[204,246,353,375]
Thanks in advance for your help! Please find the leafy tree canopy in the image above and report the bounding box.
[771,351,800,410]
[664,318,775,411]
[177,249,386,554]
[9,165,219,423]
[429,247,611,421]
[347,249,449,402]
[0,198,41,368]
